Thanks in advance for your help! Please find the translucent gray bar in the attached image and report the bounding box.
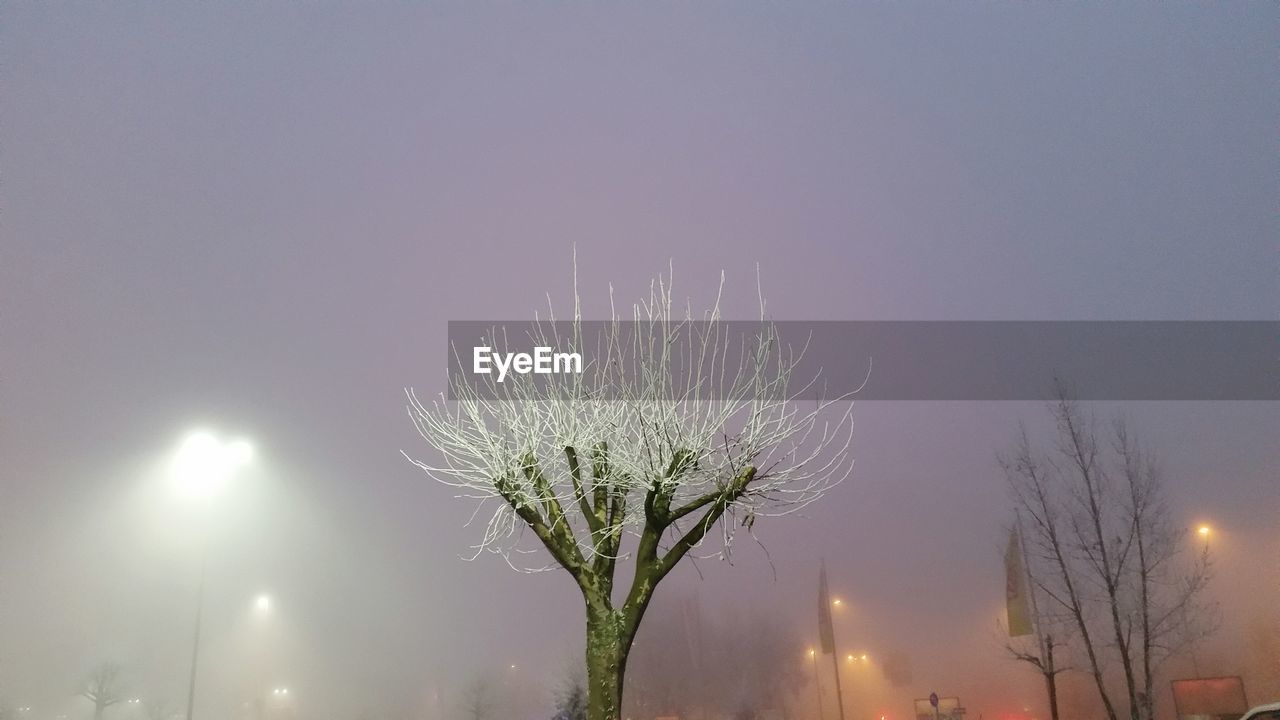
[445,321,1276,401]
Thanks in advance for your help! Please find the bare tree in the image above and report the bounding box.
[552,667,588,720]
[624,596,702,717]
[1054,393,1144,719]
[1003,388,1217,720]
[625,596,805,719]
[406,266,854,720]
[458,676,494,720]
[1113,421,1216,720]
[713,607,805,718]
[1003,423,1119,720]
[80,663,125,720]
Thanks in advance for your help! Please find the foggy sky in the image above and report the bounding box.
[2,4,1276,720]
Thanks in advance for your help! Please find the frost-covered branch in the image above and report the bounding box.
[404,266,855,578]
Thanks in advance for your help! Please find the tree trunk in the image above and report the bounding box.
[1106,589,1140,720]
[1045,674,1060,720]
[1138,539,1155,720]
[585,603,630,720]
[1043,637,1060,720]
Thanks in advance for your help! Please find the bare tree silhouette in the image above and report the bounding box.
[80,663,124,720]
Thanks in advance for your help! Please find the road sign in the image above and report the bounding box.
[916,695,962,720]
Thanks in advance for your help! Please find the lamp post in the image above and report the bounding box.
[810,649,826,720]
[170,430,254,720]
[251,592,277,720]
[1190,523,1212,677]
[828,604,847,720]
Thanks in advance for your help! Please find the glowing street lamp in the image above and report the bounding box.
[255,594,272,614]
[1195,524,1214,553]
[169,429,255,720]
[170,431,253,500]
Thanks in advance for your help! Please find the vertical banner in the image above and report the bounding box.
[1005,529,1033,637]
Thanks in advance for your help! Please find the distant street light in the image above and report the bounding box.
[255,594,272,614]
[809,649,825,720]
[170,429,255,720]
[1196,524,1213,554]
[832,598,843,607]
